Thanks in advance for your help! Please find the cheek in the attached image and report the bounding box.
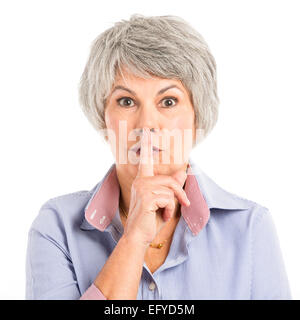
[173,117,193,129]
[104,111,120,149]
[104,110,117,130]
[105,109,134,132]
[105,112,123,141]
[168,113,195,153]
[169,113,195,136]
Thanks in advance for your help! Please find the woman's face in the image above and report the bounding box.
[104,66,196,177]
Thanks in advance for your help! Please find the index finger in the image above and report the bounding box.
[137,127,154,177]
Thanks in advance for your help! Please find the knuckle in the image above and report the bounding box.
[156,188,173,198]
[171,182,181,193]
[168,189,175,197]
[161,186,174,196]
[169,177,180,188]
[169,180,177,189]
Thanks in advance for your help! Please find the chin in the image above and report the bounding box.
[152,163,179,176]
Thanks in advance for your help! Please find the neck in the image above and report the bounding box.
[116,166,134,214]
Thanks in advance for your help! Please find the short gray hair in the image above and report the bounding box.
[78,14,219,141]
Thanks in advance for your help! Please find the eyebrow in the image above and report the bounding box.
[111,84,183,96]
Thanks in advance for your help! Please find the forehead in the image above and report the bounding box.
[113,66,187,92]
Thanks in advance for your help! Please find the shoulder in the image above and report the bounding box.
[29,163,116,236]
[189,157,270,222]
[208,195,272,244]
[29,189,95,236]
[193,170,271,236]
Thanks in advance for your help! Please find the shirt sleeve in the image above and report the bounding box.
[79,283,107,300]
[251,208,292,299]
[25,201,107,300]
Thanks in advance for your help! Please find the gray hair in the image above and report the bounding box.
[78,14,219,142]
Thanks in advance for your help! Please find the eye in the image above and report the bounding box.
[117,97,135,108]
[161,97,178,108]
[116,96,178,108]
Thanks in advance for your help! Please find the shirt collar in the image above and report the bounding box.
[80,157,252,236]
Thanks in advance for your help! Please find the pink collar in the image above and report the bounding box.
[84,161,210,236]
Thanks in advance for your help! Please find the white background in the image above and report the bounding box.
[0,0,299,299]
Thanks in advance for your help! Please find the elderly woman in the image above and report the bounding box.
[25,14,291,300]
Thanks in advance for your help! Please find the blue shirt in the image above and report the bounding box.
[25,157,292,299]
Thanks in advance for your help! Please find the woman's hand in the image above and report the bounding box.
[122,128,190,247]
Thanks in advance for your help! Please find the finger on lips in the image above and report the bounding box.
[136,127,190,207]
[137,127,154,177]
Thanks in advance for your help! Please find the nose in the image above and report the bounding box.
[136,127,156,133]
[135,104,160,133]
[135,127,159,142]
